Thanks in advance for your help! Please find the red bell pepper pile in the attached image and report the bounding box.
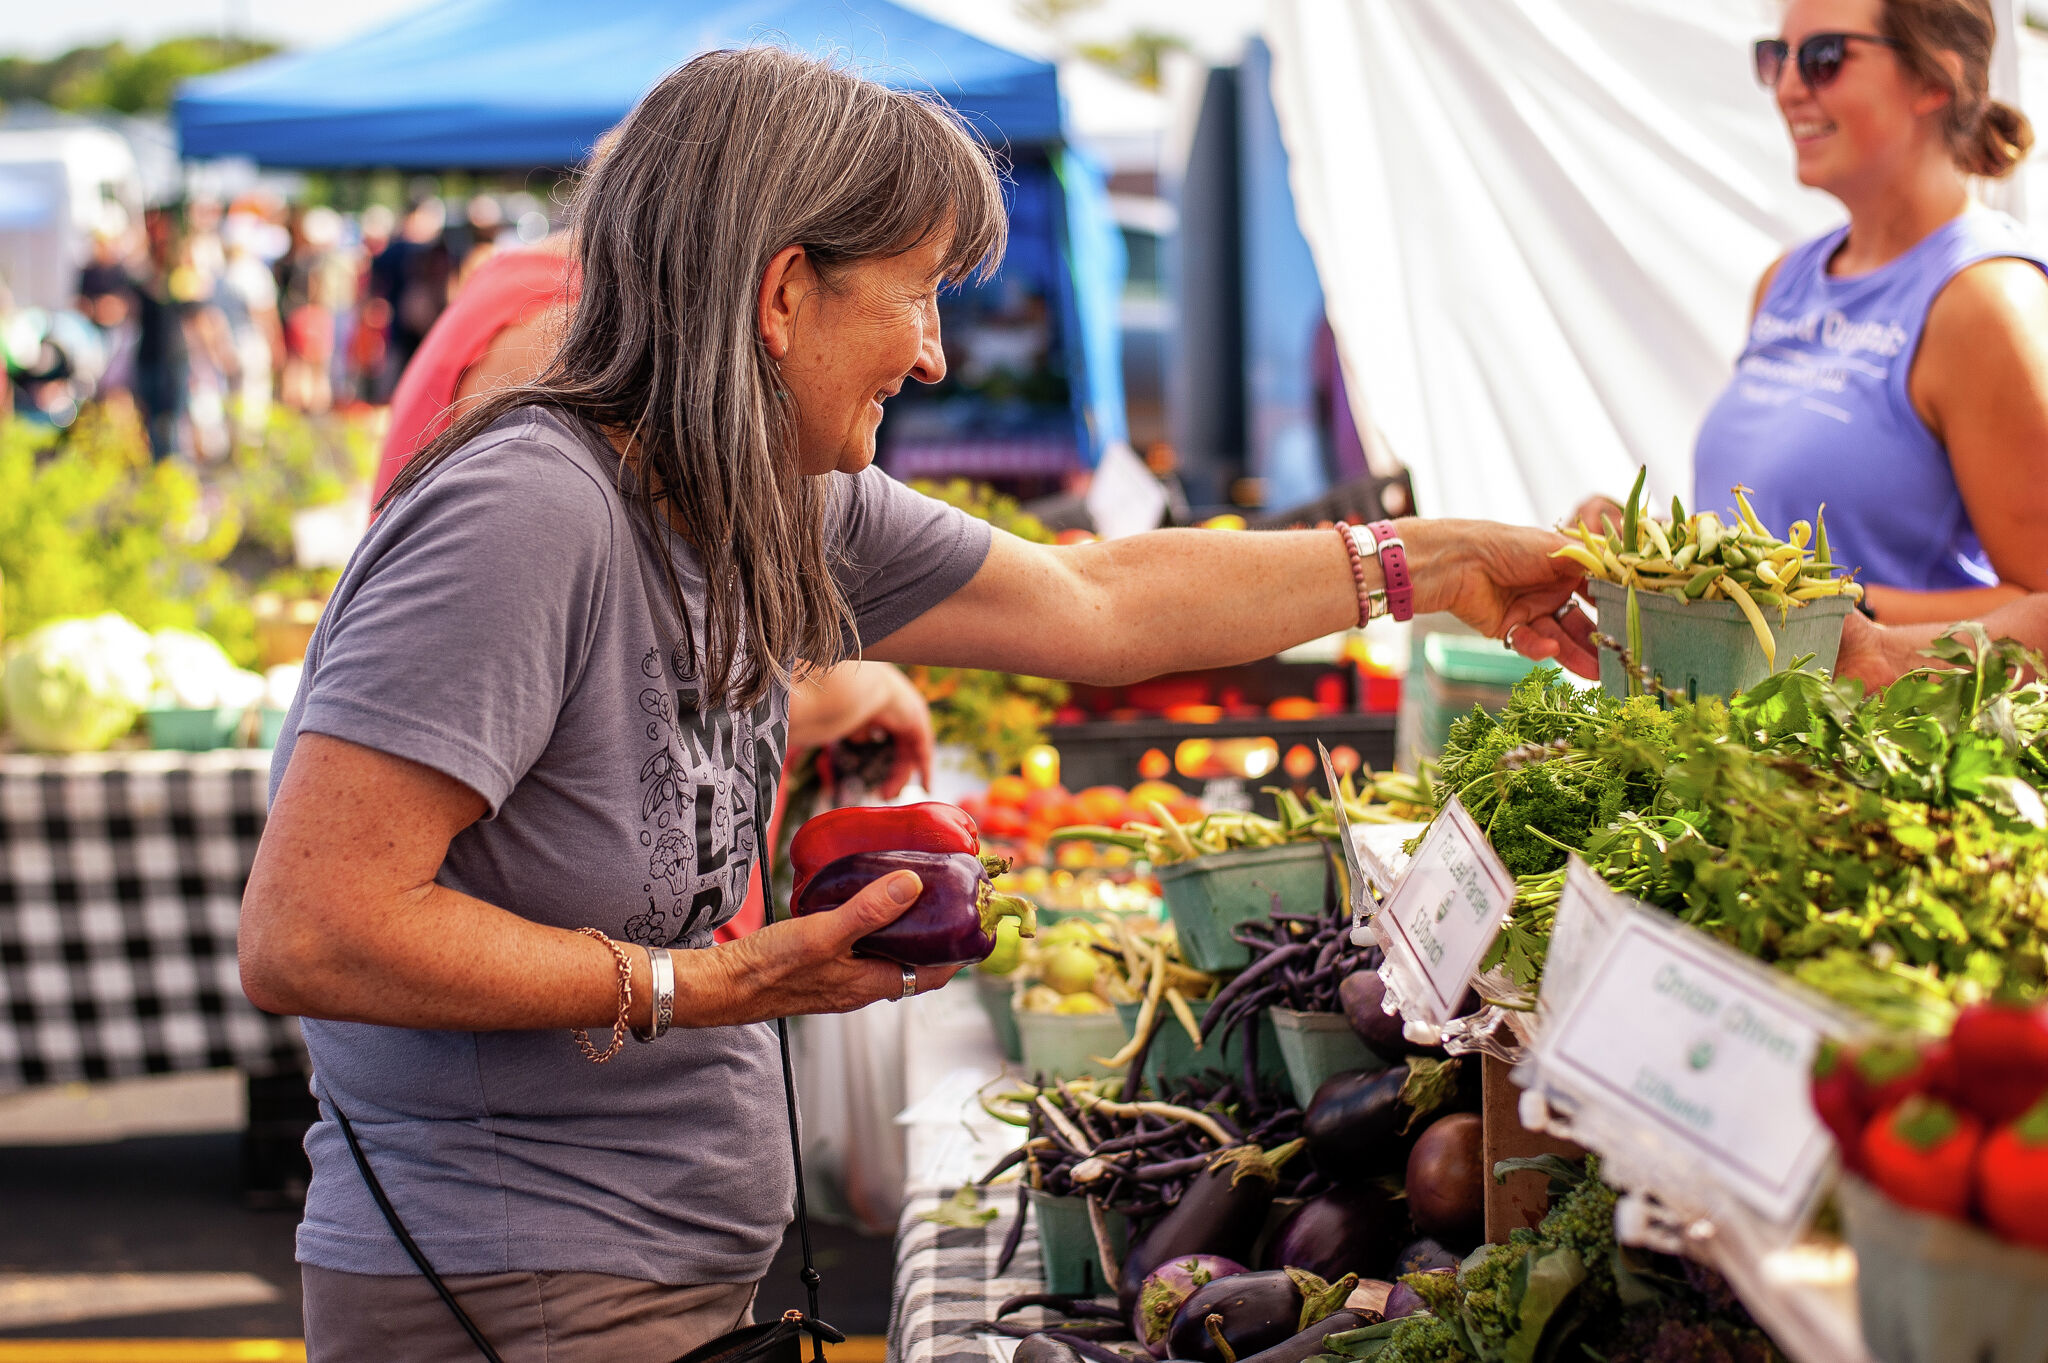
[1812,1000,2048,1250]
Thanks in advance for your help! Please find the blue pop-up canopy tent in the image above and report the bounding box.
[173,0,1124,463]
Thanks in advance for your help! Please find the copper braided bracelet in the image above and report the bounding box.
[573,927,634,1064]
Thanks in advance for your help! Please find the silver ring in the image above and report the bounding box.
[1552,601,1577,622]
[899,965,918,1000]
[1503,623,1521,651]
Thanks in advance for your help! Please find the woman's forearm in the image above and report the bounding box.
[242,733,949,1034]
[1864,581,2029,625]
[880,516,1589,686]
[241,874,671,1033]
[1063,527,1364,681]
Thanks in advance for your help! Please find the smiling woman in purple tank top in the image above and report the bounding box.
[1691,0,2048,624]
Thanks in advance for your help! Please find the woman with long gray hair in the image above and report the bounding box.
[241,46,1594,1362]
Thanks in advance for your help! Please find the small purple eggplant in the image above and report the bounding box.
[1167,1268,1358,1363]
[1263,1184,1408,1281]
[1134,1255,1246,1357]
[1395,1238,1460,1275]
[1382,1281,1432,1320]
[793,849,1031,967]
[1231,1309,1376,1363]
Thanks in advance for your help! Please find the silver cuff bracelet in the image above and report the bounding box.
[633,945,675,1042]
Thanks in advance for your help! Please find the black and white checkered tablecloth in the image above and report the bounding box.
[0,749,305,1090]
[890,1188,1048,1363]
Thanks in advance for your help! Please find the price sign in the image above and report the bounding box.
[1370,794,1514,1025]
[1529,863,1841,1229]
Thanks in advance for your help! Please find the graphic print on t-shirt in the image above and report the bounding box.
[629,642,786,949]
[1734,306,1909,426]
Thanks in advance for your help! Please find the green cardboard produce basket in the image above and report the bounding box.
[1418,634,1554,759]
[1115,998,1286,1092]
[146,706,244,751]
[1840,1174,2048,1363]
[257,706,288,749]
[1269,1007,1387,1106]
[1028,1188,1129,1295]
[1016,1006,1129,1082]
[1156,842,1332,971]
[1589,578,1852,702]
[973,971,1023,1062]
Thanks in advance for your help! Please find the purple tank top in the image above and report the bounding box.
[1693,209,2046,592]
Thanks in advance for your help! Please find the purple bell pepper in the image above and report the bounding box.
[792,849,1034,967]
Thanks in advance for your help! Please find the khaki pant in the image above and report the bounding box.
[303,1264,757,1363]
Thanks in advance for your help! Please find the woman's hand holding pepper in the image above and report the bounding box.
[677,870,960,1026]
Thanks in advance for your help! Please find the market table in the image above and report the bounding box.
[0,749,305,1091]
[889,976,1065,1363]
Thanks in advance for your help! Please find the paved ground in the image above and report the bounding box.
[0,1130,897,1341]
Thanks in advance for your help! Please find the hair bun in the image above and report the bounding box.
[1966,98,2034,178]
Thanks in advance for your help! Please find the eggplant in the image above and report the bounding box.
[793,849,1027,966]
[1262,1184,1409,1281]
[1230,1309,1376,1363]
[1303,1060,1464,1184]
[1394,1237,1460,1275]
[1118,1142,1301,1320]
[1337,971,1410,1063]
[1165,1271,1305,1363]
[1382,1281,1430,1320]
[1134,1255,1246,1358]
[1014,1336,1091,1363]
[1302,1069,1412,1181]
[1404,1112,1484,1246]
[1337,971,1483,1062]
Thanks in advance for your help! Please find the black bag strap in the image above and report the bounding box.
[333,1100,507,1363]
[333,791,836,1362]
[757,795,832,1363]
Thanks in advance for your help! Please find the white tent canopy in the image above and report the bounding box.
[1264,0,2038,526]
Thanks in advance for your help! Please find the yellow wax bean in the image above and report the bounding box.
[1553,544,1605,574]
[1721,576,1776,668]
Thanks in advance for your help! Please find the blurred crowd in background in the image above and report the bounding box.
[4,183,556,458]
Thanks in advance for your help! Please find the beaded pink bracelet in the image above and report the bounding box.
[1334,522,1373,628]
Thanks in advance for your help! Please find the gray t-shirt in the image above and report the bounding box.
[271,407,990,1284]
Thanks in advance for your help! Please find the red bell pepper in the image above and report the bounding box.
[1949,1002,2048,1126]
[1862,1095,1982,1221]
[1977,1094,2048,1251]
[789,802,981,897]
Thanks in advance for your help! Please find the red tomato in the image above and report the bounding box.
[981,805,1029,839]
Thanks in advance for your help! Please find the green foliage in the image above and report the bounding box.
[1481,633,2048,1030]
[1076,30,1191,91]
[903,479,1070,777]
[0,403,378,676]
[1341,1161,1776,1363]
[0,407,251,662]
[0,36,278,115]
[220,403,379,560]
[1435,672,1671,878]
